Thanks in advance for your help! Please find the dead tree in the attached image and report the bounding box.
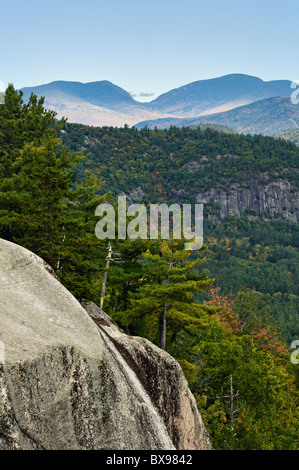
[100,242,123,314]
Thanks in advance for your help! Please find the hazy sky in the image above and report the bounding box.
[1,0,298,101]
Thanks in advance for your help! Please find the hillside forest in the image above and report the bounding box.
[0,85,299,450]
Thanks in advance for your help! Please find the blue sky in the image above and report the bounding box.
[1,0,298,100]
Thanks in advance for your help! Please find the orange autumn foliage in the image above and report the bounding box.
[204,286,288,361]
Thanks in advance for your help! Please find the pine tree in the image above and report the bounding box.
[0,84,63,241]
[105,238,152,316]
[4,138,81,261]
[0,85,109,300]
[116,239,215,350]
[55,172,109,300]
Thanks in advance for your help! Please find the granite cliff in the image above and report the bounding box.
[196,177,299,223]
[0,239,212,450]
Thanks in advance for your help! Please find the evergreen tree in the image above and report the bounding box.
[116,239,215,350]
[0,85,108,300]
[0,84,64,241]
[105,238,151,316]
[3,138,81,262]
[56,173,109,300]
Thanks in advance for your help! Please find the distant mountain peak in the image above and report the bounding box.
[20,74,294,128]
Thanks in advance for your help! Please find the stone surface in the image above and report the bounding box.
[196,177,299,223]
[0,239,212,450]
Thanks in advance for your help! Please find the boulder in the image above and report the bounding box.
[0,239,212,450]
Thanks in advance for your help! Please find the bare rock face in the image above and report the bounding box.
[0,239,212,450]
[196,178,299,223]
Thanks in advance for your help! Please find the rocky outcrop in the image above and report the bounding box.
[0,239,212,450]
[120,187,147,204]
[196,178,299,223]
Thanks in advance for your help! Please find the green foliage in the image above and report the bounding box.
[0,84,60,241]
[103,237,151,316]
[0,85,108,300]
[163,288,299,450]
[113,240,215,348]
[188,124,238,134]
[194,331,299,450]
[276,129,299,146]
[61,123,299,200]
[199,217,299,342]
[1,93,299,450]
[55,173,109,300]
[61,120,298,341]
[59,122,299,448]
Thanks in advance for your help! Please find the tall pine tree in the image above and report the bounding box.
[0,85,108,300]
[116,239,215,350]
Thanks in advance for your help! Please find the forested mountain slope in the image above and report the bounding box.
[276,128,299,145]
[63,124,299,222]
[1,86,299,450]
[61,124,299,342]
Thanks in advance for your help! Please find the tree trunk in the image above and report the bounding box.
[230,374,234,431]
[100,243,112,314]
[160,301,167,350]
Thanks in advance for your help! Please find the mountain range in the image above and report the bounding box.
[143,74,292,117]
[135,97,299,135]
[21,80,162,127]
[20,74,297,134]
